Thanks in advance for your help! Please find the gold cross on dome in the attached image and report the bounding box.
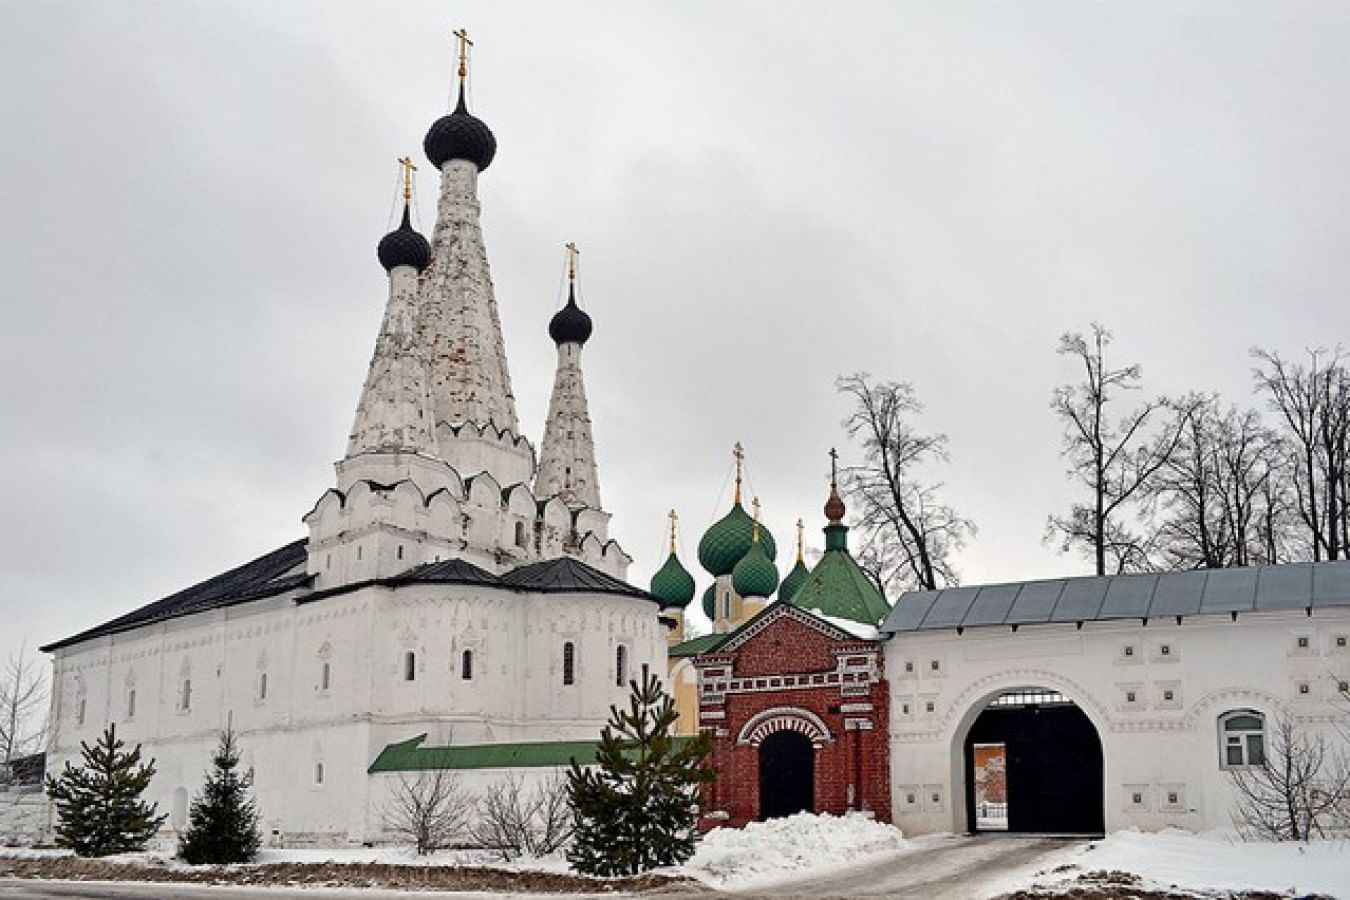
[397,156,417,203]
[751,496,762,541]
[829,447,839,487]
[796,517,805,561]
[668,508,679,553]
[732,441,745,503]
[566,241,579,283]
[454,28,473,82]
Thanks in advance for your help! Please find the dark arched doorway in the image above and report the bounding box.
[963,688,1104,834]
[759,730,814,819]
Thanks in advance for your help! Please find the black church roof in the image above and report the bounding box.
[500,557,656,600]
[42,539,311,652]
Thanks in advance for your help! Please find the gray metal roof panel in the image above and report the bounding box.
[1256,564,1314,611]
[882,591,938,633]
[963,584,1021,627]
[1149,570,1207,617]
[921,587,979,629]
[1051,577,1108,622]
[1006,580,1065,625]
[1313,562,1350,607]
[1199,567,1257,613]
[1101,574,1157,620]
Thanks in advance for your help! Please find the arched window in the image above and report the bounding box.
[126,689,136,720]
[258,673,268,700]
[314,762,325,785]
[515,521,528,548]
[76,697,86,725]
[320,662,331,691]
[404,651,416,682]
[1220,710,1266,767]
[563,642,575,686]
[180,679,192,711]
[461,649,474,681]
[615,644,627,688]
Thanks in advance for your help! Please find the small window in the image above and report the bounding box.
[320,662,331,691]
[326,554,331,569]
[314,762,324,785]
[258,673,268,700]
[181,679,192,711]
[931,792,940,804]
[126,689,136,720]
[397,544,404,560]
[901,703,910,715]
[562,642,575,686]
[906,793,916,804]
[76,697,86,725]
[515,521,528,548]
[929,660,940,671]
[1131,792,1143,805]
[1160,644,1171,656]
[924,701,935,713]
[357,545,362,561]
[1337,680,1348,694]
[404,651,416,682]
[904,661,914,673]
[1167,791,1178,805]
[1220,710,1266,768]
[1126,691,1137,704]
[615,645,628,687]
[1297,636,1310,649]
[1298,682,1310,695]
[461,649,474,681]
[1337,636,1347,648]
[1123,645,1134,657]
[1163,689,1175,702]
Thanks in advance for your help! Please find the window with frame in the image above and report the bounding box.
[320,662,331,691]
[126,689,136,720]
[1220,710,1266,768]
[258,673,268,700]
[615,644,627,687]
[404,651,416,682]
[562,641,575,686]
[180,678,192,711]
[461,649,474,681]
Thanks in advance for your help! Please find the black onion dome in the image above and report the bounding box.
[377,205,431,272]
[424,85,497,171]
[548,285,593,346]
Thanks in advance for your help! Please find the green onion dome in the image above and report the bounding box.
[697,502,777,576]
[650,552,695,608]
[778,558,812,603]
[701,584,717,619]
[731,535,779,599]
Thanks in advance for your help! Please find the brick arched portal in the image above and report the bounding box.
[736,706,833,747]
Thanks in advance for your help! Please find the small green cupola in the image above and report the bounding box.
[697,442,777,576]
[731,499,779,599]
[778,517,812,603]
[650,509,696,608]
[787,451,891,627]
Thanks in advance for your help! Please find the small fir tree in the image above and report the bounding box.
[567,665,713,876]
[178,726,262,864]
[46,723,166,856]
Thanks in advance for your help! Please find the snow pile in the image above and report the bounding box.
[251,845,571,873]
[684,812,911,887]
[993,828,1350,898]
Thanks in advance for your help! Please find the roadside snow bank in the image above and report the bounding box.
[684,812,912,888]
[991,828,1350,898]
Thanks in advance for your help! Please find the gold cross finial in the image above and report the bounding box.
[751,496,762,542]
[668,508,679,554]
[732,442,745,504]
[397,156,417,204]
[829,447,839,488]
[565,241,579,283]
[796,517,805,562]
[453,28,473,83]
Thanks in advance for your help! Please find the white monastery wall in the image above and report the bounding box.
[48,581,663,845]
[887,610,1350,835]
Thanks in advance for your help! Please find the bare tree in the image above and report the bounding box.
[0,643,47,783]
[1145,399,1295,569]
[1048,324,1196,575]
[1253,348,1350,561]
[469,771,573,860]
[1229,714,1350,841]
[380,770,473,855]
[836,373,974,593]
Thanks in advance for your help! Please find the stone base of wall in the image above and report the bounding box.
[0,788,52,847]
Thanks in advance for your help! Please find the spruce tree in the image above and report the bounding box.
[567,665,713,876]
[178,726,262,864]
[46,723,166,856]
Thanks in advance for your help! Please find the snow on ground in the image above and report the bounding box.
[250,846,571,873]
[988,828,1350,898]
[680,811,926,888]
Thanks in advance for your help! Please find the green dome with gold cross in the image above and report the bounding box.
[697,443,777,576]
[649,509,695,608]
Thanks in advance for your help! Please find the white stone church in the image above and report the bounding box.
[38,39,1350,847]
[41,55,665,845]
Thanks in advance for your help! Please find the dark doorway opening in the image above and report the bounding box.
[964,689,1104,834]
[759,730,814,820]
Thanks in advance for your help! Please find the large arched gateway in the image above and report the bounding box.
[962,687,1104,834]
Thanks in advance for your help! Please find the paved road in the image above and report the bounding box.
[725,835,1080,900]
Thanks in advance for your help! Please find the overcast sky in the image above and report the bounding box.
[4,1,1350,668]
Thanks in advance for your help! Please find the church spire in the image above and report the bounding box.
[347,159,437,458]
[535,243,602,509]
[419,29,518,438]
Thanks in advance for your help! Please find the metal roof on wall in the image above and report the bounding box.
[882,561,1350,634]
